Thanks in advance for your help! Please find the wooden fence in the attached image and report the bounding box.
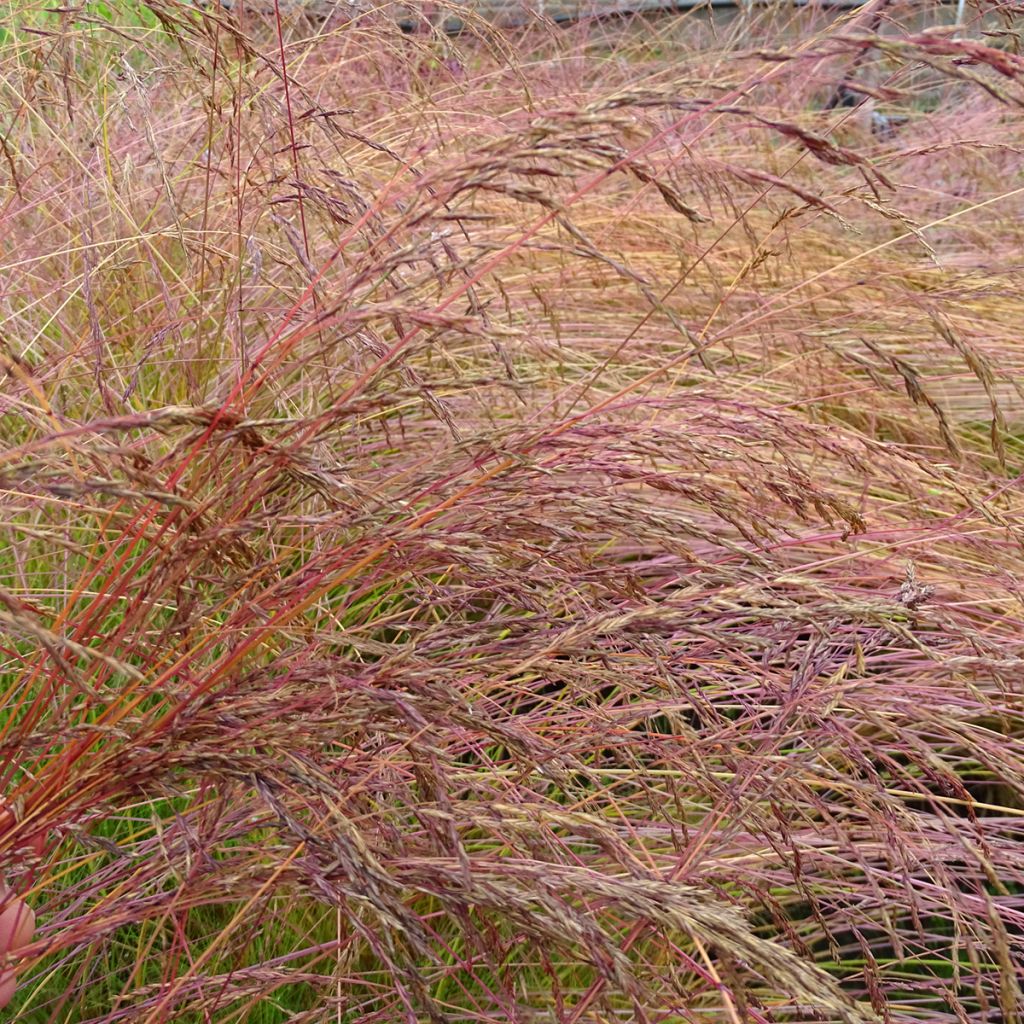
[381,0,879,33]
[253,0,882,30]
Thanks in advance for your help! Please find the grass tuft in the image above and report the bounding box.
[2,0,1024,1020]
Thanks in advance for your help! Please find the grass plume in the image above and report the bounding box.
[1,0,1024,1020]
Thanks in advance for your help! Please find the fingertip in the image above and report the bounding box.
[0,970,15,1008]
[0,894,35,956]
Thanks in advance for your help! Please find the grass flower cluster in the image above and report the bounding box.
[1,0,1023,1020]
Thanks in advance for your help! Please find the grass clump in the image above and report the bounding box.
[2,0,1024,1020]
